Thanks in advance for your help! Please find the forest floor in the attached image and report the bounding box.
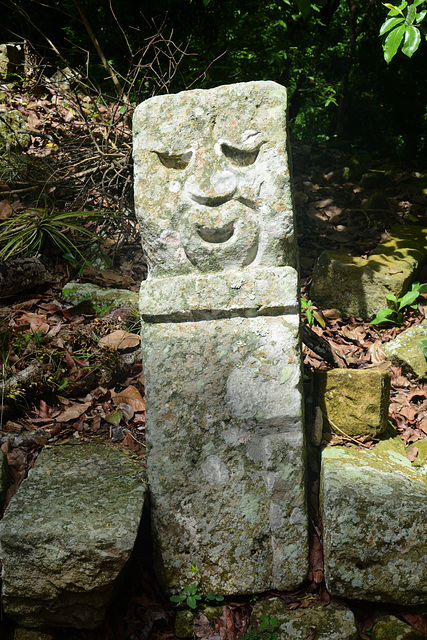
[0,80,426,639]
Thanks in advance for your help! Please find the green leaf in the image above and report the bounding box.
[380,16,405,35]
[370,308,396,325]
[383,23,406,61]
[259,615,270,629]
[384,2,404,14]
[187,595,201,609]
[401,24,421,55]
[170,595,186,602]
[406,3,417,23]
[398,288,419,309]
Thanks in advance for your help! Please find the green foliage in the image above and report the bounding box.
[0,204,109,261]
[240,614,280,640]
[370,282,427,326]
[380,0,427,62]
[170,583,202,610]
[301,298,326,328]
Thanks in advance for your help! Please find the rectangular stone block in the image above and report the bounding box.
[143,310,307,594]
[316,368,390,438]
[321,434,427,604]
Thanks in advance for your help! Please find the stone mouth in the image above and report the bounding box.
[197,222,234,244]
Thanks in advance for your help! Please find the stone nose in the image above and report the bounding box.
[184,168,238,206]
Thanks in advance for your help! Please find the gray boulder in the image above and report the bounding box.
[251,597,358,640]
[321,429,427,604]
[0,443,147,628]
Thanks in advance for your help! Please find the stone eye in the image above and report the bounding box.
[220,143,259,167]
[155,151,192,170]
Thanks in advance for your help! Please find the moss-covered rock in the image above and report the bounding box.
[316,368,390,437]
[0,110,30,150]
[62,281,138,309]
[383,319,427,380]
[321,430,427,604]
[174,604,223,638]
[0,443,147,628]
[371,613,426,640]
[250,598,358,640]
[310,225,427,319]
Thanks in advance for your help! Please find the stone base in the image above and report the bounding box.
[143,313,308,594]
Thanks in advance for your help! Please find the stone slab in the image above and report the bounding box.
[143,313,308,595]
[316,368,390,437]
[0,443,147,628]
[251,598,358,640]
[321,431,427,604]
[140,267,298,321]
[310,225,427,320]
[383,319,427,380]
[62,281,138,309]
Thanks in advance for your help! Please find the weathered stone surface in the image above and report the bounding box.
[134,81,308,594]
[0,443,147,628]
[140,267,298,321]
[371,613,426,640]
[310,225,427,319]
[62,281,138,309]
[144,312,307,595]
[383,319,427,380]
[133,81,297,277]
[316,368,390,437]
[0,450,9,504]
[321,430,427,604]
[0,110,30,150]
[251,598,358,640]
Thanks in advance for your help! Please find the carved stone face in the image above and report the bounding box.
[133,81,296,276]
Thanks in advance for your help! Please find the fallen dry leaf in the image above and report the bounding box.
[113,385,145,411]
[56,402,91,423]
[99,329,140,350]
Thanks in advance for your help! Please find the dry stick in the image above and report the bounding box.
[124,428,146,448]
[71,0,125,101]
[321,410,372,449]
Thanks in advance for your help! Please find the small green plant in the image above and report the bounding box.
[0,203,110,260]
[301,297,326,328]
[170,583,202,610]
[25,330,44,346]
[240,614,280,640]
[370,282,427,326]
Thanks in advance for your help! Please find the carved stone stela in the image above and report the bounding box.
[133,81,308,594]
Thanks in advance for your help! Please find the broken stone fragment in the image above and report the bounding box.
[383,318,427,381]
[310,225,427,320]
[316,368,390,438]
[250,597,358,640]
[321,430,427,604]
[370,612,426,640]
[0,443,147,628]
